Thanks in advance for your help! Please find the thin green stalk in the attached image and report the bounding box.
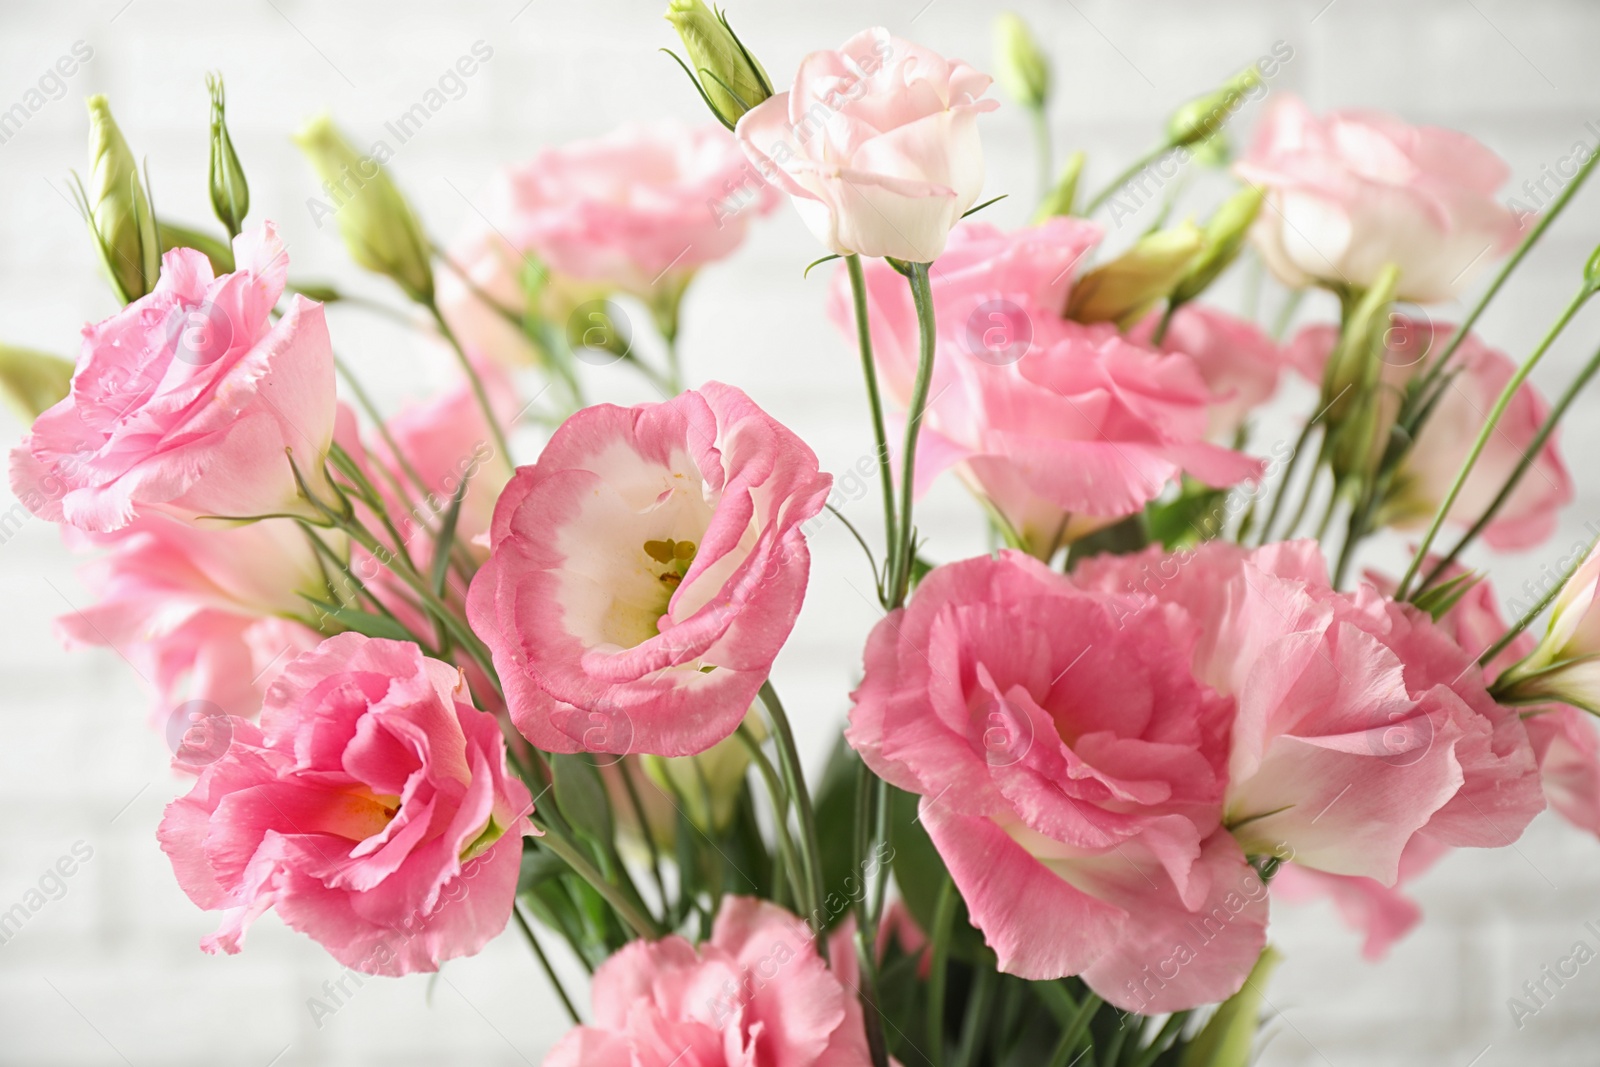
[845,254,898,605]
[1413,147,1600,395]
[891,262,938,607]
[1044,990,1100,1067]
[1030,105,1053,205]
[1083,144,1173,215]
[425,300,514,463]
[1272,288,1305,341]
[926,877,958,1067]
[1420,338,1600,591]
[333,354,430,500]
[952,965,996,1067]
[616,759,669,912]
[1253,420,1319,546]
[759,681,828,956]
[1128,1011,1189,1067]
[852,761,891,1067]
[735,725,800,911]
[532,821,663,939]
[1397,284,1594,599]
[512,903,581,1025]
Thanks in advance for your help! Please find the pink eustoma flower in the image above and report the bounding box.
[158,633,534,975]
[10,222,337,531]
[437,122,775,367]
[544,896,872,1067]
[1075,541,1545,884]
[1289,319,1571,551]
[833,222,1260,557]
[847,551,1267,1013]
[468,383,831,757]
[738,27,997,263]
[1272,835,1449,961]
[1235,95,1523,303]
[1129,305,1285,441]
[57,514,325,725]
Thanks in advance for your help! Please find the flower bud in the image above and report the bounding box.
[1065,222,1205,328]
[293,114,434,303]
[1170,184,1264,306]
[206,74,250,238]
[642,711,763,834]
[1032,149,1084,222]
[1167,68,1261,149]
[82,95,161,304]
[664,0,772,130]
[0,344,73,421]
[993,12,1050,112]
[1496,544,1600,712]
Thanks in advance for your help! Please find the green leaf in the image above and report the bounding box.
[430,469,473,598]
[0,345,73,420]
[1179,945,1281,1067]
[550,753,616,848]
[157,220,236,275]
[301,597,414,642]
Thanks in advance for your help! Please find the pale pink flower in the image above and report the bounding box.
[1235,95,1523,303]
[468,384,831,757]
[847,551,1266,1012]
[1271,836,1449,961]
[544,896,872,1067]
[1075,541,1545,884]
[56,514,325,724]
[1288,319,1570,551]
[1129,305,1285,440]
[158,634,533,975]
[437,122,774,366]
[10,222,337,531]
[833,223,1259,556]
[738,27,997,261]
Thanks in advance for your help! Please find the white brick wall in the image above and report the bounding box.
[2,0,1599,1062]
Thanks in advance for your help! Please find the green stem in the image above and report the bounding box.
[846,254,898,605]
[735,724,802,913]
[531,821,663,939]
[512,903,581,1025]
[1083,143,1173,215]
[953,965,996,1067]
[852,761,891,1067]
[759,681,828,956]
[1044,990,1100,1067]
[1420,338,1600,592]
[926,877,957,1067]
[425,300,514,464]
[1396,284,1593,599]
[616,759,669,914]
[891,262,938,607]
[1030,105,1053,206]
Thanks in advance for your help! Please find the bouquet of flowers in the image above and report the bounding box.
[10,5,1600,1063]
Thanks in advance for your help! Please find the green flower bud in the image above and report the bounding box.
[206,73,250,238]
[1167,67,1261,149]
[0,344,73,421]
[293,114,434,303]
[82,95,161,304]
[1179,946,1282,1067]
[1065,222,1206,328]
[993,12,1051,112]
[664,0,772,130]
[1170,185,1265,306]
[1032,149,1084,222]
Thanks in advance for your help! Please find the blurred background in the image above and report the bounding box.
[3,0,1600,1063]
